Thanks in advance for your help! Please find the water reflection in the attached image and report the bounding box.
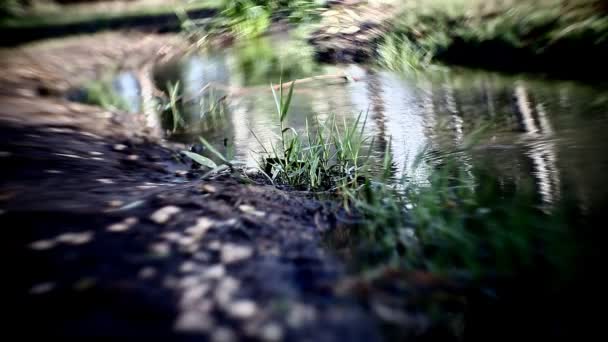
[150,36,608,216]
[514,82,561,206]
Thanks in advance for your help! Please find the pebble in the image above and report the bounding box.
[174,310,214,333]
[202,264,225,279]
[29,282,55,295]
[56,231,94,245]
[225,300,258,320]
[260,323,284,342]
[29,239,56,250]
[185,217,215,239]
[113,144,128,151]
[149,242,170,257]
[107,217,138,232]
[107,199,124,208]
[238,204,265,217]
[150,205,181,224]
[212,327,236,342]
[221,244,253,264]
[139,266,157,279]
[201,184,218,193]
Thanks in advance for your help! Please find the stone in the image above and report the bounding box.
[150,206,181,224]
[225,300,258,320]
[221,244,253,264]
[107,217,138,232]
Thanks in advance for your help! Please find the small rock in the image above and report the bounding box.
[44,169,63,174]
[88,151,103,156]
[149,242,170,257]
[29,239,56,250]
[107,199,124,208]
[150,206,181,224]
[238,205,265,217]
[113,144,128,151]
[127,154,139,161]
[215,277,239,306]
[287,303,317,328]
[212,327,236,342]
[29,282,55,295]
[201,184,218,193]
[181,283,210,304]
[244,168,258,176]
[226,300,258,320]
[175,170,188,177]
[163,232,183,242]
[97,178,114,184]
[179,276,199,289]
[202,264,225,279]
[322,10,339,17]
[208,240,222,251]
[107,217,138,232]
[174,310,214,333]
[260,323,284,342]
[56,231,94,245]
[327,26,340,34]
[137,185,157,190]
[340,26,361,34]
[177,236,196,247]
[185,217,215,239]
[139,266,157,279]
[221,244,253,264]
[180,261,197,273]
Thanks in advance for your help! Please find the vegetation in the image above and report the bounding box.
[378,0,608,75]
[184,81,574,282]
[215,0,323,38]
[81,78,131,113]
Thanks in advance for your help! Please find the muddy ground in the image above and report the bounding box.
[0,31,392,340]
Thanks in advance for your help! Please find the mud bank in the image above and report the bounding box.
[0,32,383,340]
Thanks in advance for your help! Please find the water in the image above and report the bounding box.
[152,36,608,213]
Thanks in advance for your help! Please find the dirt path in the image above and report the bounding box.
[0,32,382,340]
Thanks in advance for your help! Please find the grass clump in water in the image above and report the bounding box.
[253,80,372,191]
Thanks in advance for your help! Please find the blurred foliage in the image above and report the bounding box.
[82,78,131,112]
[231,36,323,85]
[378,0,608,73]
[341,154,576,283]
[218,0,324,38]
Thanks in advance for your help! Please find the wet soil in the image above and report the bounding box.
[1,121,383,340]
[0,31,384,340]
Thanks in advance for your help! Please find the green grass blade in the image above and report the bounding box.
[198,136,229,164]
[280,81,295,123]
[182,151,217,169]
